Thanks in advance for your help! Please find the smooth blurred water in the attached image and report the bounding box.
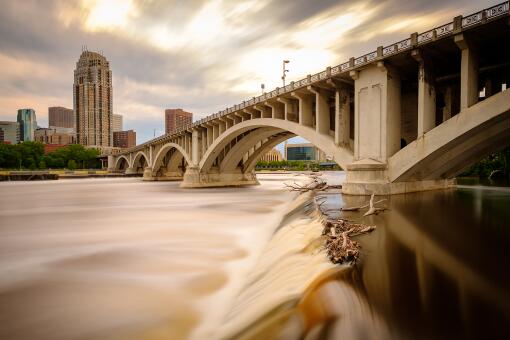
[244,178,510,340]
[2,174,510,340]
[0,175,304,340]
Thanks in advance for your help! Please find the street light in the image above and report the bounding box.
[261,83,265,94]
[282,60,290,87]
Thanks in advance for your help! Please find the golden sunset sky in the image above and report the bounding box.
[0,0,500,142]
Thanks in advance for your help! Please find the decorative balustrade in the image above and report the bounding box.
[114,1,509,156]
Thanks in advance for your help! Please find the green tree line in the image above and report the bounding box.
[256,160,341,171]
[0,142,101,170]
[460,147,510,178]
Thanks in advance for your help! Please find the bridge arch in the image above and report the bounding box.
[132,151,149,173]
[199,118,354,174]
[389,90,510,182]
[113,155,130,171]
[151,143,192,179]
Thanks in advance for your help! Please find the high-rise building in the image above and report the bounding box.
[165,109,192,134]
[112,114,123,132]
[17,109,37,142]
[74,50,113,146]
[0,121,20,144]
[49,106,74,130]
[113,130,136,148]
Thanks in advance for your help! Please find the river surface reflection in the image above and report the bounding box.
[0,175,300,340]
[260,179,510,340]
[1,174,510,340]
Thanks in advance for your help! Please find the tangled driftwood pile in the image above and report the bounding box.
[285,175,385,265]
[284,176,342,193]
[321,219,375,264]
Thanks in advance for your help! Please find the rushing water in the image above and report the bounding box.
[1,174,510,340]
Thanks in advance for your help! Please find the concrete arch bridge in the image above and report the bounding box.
[108,2,510,195]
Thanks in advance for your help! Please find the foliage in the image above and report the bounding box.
[67,159,77,170]
[0,142,101,170]
[256,160,340,171]
[460,147,510,178]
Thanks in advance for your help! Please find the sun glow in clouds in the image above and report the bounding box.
[83,0,137,31]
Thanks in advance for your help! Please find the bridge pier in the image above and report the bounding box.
[181,167,259,188]
[105,4,510,195]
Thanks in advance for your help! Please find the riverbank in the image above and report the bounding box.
[0,170,141,181]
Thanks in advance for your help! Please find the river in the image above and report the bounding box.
[0,173,509,339]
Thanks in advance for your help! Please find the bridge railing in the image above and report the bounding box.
[116,1,509,156]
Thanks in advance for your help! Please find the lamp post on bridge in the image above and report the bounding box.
[282,60,290,87]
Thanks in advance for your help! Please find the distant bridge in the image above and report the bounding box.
[108,2,510,195]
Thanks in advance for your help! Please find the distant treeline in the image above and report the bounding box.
[256,160,341,171]
[0,142,101,170]
[460,147,510,179]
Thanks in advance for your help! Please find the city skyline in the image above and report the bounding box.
[0,0,498,144]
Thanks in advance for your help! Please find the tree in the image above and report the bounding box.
[67,159,77,170]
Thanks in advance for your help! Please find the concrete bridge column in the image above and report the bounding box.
[308,86,331,135]
[107,155,115,171]
[125,167,137,175]
[277,97,298,122]
[343,62,402,195]
[291,92,313,127]
[412,50,436,136]
[192,128,200,166]
[255,104,272,118]
[335,88,350,146]
[265,101,284,119]
[455,34,479,110]
[218,120,226,135]
[212,123,220,141]
[206,124,213,148]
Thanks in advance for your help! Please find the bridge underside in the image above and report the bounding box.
[108,7,510,195]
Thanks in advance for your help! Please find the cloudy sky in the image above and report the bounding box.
[0,0,498,143]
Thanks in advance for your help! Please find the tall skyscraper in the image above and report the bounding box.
[73,50,113,146]
[112,114,123,132]
[165,108,192,134]
[17,109,37,142]
[49,106,74,130]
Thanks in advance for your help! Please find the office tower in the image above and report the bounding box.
[48,106,74,129]
[74,50,113,146]
[17,109,37,142]
[165,108,192,134]
[113,130,136,148]
[112,114,123,132]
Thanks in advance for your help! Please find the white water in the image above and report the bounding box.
[0,173,336,340]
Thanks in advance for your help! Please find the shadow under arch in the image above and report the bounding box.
[199,118,354,174]
[113,155,130,172]
[389,90,510,182]
[131,151,149,174]
[150,142,192,181]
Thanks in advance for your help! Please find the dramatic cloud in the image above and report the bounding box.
[0,0,498,143]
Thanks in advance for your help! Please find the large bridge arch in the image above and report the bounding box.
[131,151,149,173]
[199,118,354,174]
[113,155,130,171]
[149,143,192,180]
[389,89,510,182]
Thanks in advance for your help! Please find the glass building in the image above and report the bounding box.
[17,109,37,142]
[286,143,317,161]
